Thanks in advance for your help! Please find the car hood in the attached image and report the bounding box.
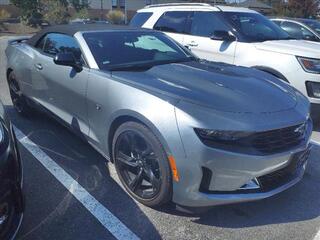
[255,39,320,58]
[112,61,297,113]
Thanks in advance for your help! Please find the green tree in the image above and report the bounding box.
[41,0,69,25]
[10,0,40,22]
[70,0,90,12]
[71,8,89,20]
[11,0,90,25]
[106,10,124,24]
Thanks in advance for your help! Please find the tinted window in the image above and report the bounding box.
[223,12,289,42]
[36,36,46,50]
[83,31,193,71]
[281,21,317,40]
[302,19,320,35]
[272,20,282,26]
[130,12,153,27]
[190,12,230,37]
[43,33,82,61]
[154,11,191,34]
[281,22,304,38]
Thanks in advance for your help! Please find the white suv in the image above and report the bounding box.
[131,3,320,119]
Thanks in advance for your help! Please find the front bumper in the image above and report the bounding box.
[172,143,311,208]
[187,166,306,207]
[172,102,312,207]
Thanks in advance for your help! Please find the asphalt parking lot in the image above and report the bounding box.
[1,36,320,240]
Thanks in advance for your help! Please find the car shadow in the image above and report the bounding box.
[5,106,161,240]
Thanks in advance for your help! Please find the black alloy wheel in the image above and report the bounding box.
[113,122,172,207]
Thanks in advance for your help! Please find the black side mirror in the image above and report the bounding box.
[211,31,236,42]
[54,52,82,72]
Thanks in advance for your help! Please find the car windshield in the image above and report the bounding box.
[83,31,194,71]
[301,19,320,35]
[222,12,291,42]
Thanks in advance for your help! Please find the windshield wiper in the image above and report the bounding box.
[165,56,197,64]
[108,63,153,72]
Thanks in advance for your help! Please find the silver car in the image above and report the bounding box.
[5,24,312,208]
[271,18,320,42]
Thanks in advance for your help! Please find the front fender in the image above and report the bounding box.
[106,109,178,158]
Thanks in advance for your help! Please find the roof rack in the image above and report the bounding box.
[144,3,212,9]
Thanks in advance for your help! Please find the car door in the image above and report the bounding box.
[183,11,237,64]
[32,33,90,135]
[153,11,191,45]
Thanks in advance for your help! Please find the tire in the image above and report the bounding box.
[8,72,33,117]
[112,121,172,207]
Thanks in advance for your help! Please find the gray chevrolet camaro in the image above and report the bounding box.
[6,24,312,208]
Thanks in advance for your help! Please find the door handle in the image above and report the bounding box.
[186,41,198,47]
[35,63,43,70]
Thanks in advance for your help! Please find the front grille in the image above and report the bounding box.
[250,122,309,155]
[196,120,312,155]
[258,148,311,192]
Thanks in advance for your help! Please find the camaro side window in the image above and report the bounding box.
[154,11,191,34]
[43,33,82,61]
[190,12,230,37]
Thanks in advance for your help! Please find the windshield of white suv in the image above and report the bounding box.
[83,31,195,71]
[223,12,291,42]
[301,19,320,35]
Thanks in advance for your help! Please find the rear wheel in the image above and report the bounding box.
[8,72,32,116]
[112,121,172,207]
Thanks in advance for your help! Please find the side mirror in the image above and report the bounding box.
[211,31,236,42]
[54,52,82,72]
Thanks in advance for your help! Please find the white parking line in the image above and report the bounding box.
[14,126,140,240]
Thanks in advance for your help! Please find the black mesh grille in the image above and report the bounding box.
[250,123,308,155]
[258,148,311,192]
[196,120,312,155]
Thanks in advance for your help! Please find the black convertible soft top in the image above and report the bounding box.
[27,24,142,47]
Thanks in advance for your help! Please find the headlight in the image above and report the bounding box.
[297,57,320,74]
[195,129,252,142]
[195,128,253,153]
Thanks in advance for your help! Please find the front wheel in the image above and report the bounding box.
[112,121,172,207]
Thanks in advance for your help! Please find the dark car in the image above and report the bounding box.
[0,101,23,239]
[69,19,109,25]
